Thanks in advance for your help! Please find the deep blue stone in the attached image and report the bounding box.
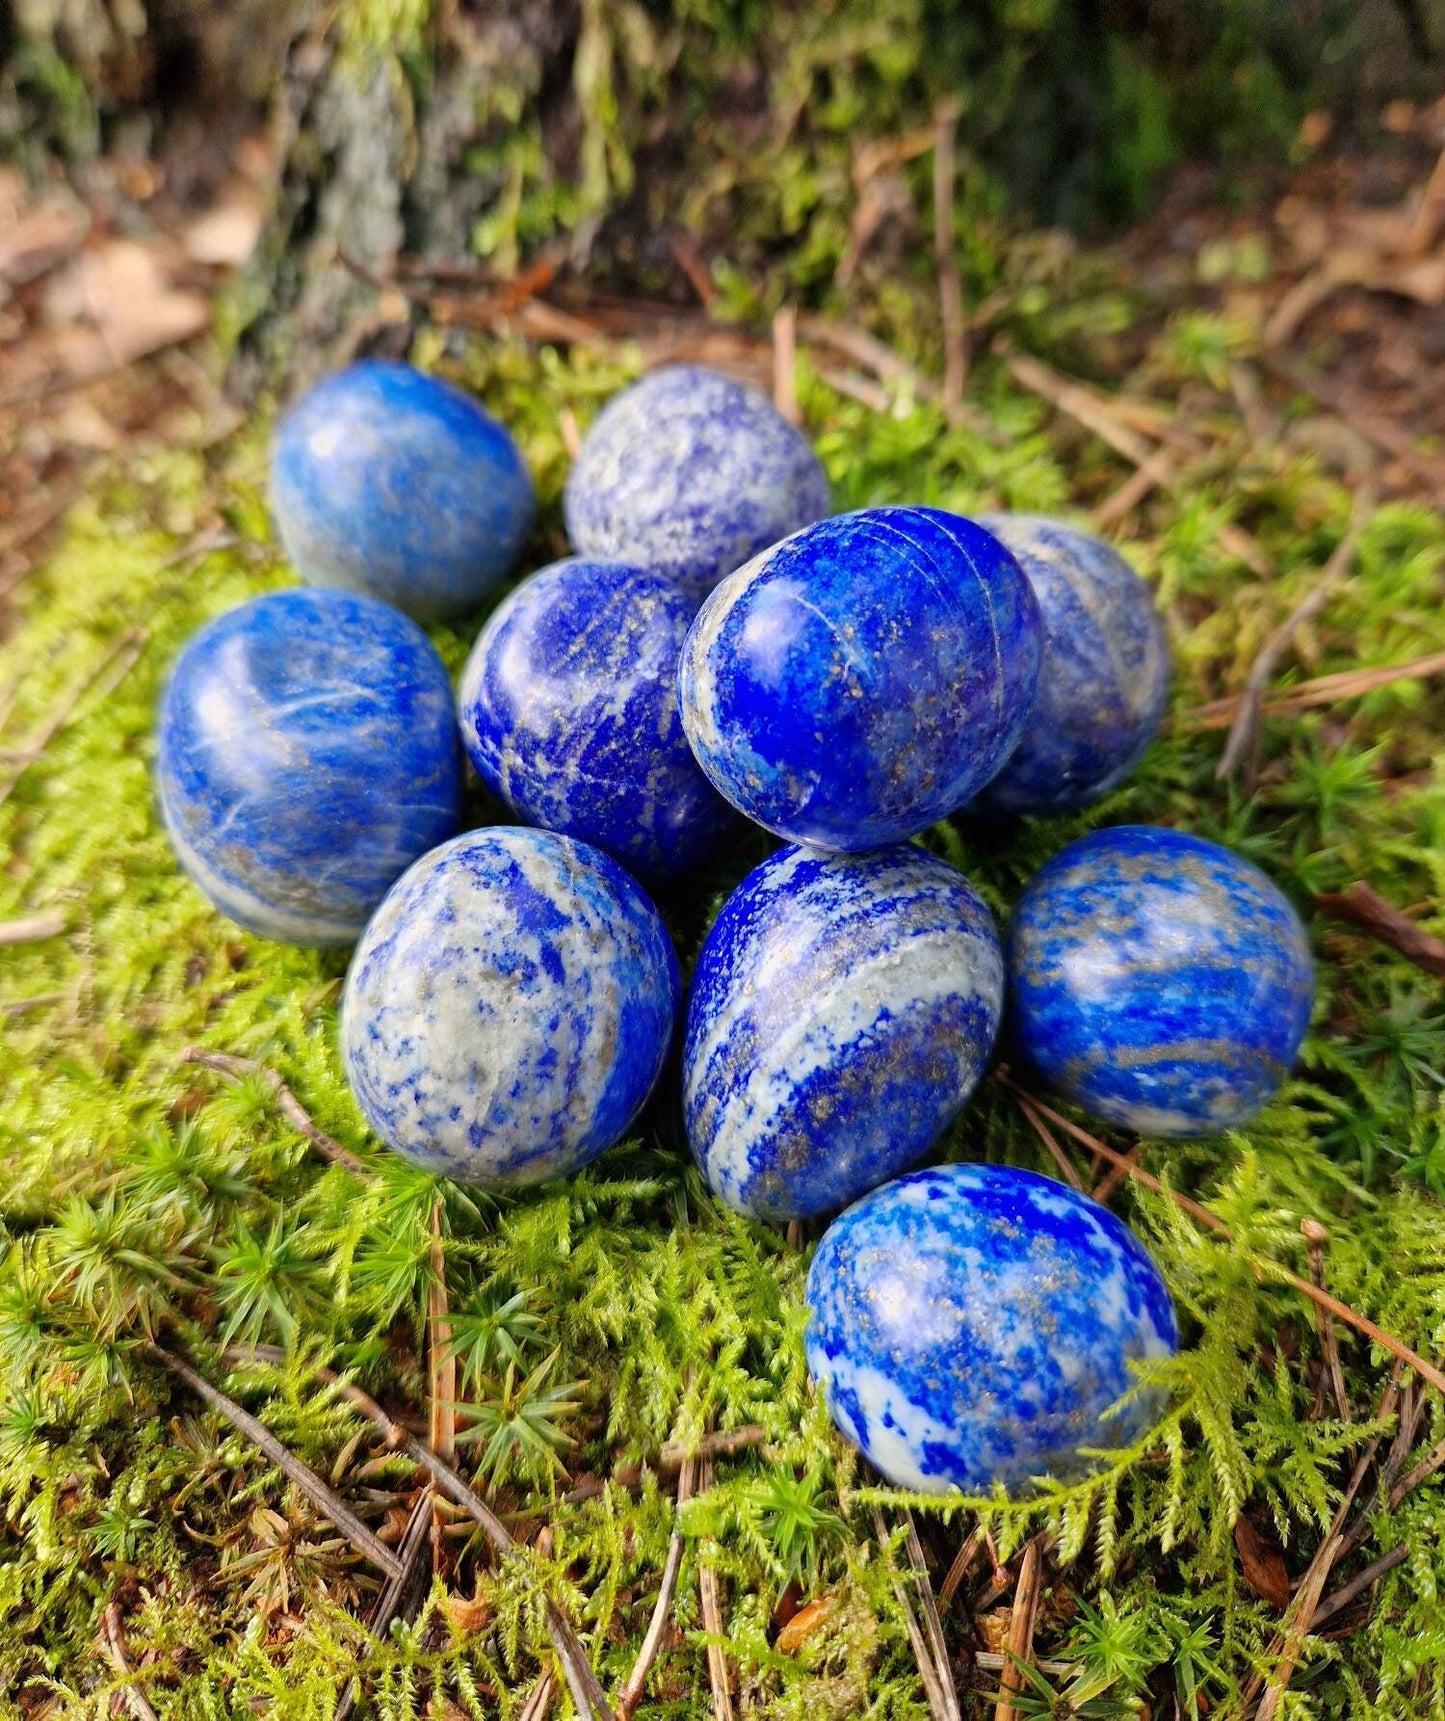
[975,514,1170,813]
[1009,825,1315,1136]
[458,558,736,883]
[271,360,535,621]
[678,507,1042,850]
[342,827,681,1186]
[563,364,830,602]
[805,1163,1178,1493]
[683,844,1004,1220]
[157,588,461,946]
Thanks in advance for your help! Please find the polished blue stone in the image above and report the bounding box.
[975,515,1170,813]
[805,1163,1178,1494]
[683,844,1004,1220]
[563,364,830,602]
[271,360,535,621]
[157,589,461,946]
[678,507,1042,850]
[343,828,681,1186]
[458,558,735,883]
[1009,826,1314,1136]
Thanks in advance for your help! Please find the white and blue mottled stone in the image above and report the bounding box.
[973,514,1170,813]
[157,589,461,946]
[1009,825,1315,1137]
[683,844,1004,1221]
[458,558,736,883]
[342,827,681,1186]
[271,360,535,622]
[563,364,830,602]
[805,1163,1178,1494]
[678,507,1042,850]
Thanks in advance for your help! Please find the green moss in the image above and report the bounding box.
[5,268,1445,1715]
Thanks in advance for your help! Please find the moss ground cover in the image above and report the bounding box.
[4,215,1445,1717]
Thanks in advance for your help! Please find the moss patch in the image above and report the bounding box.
[4,281,1445,1715]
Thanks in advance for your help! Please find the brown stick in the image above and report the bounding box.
[178,1048,370,1176]
[1217,491,1373,788]
[1316,882,1445,981]
[1012,1089,1086,1191]
[336,1491,435,1721]
[1310,1544,1409,1628]
[151,1346,403,1578]
[0,629,147,814]
[902,1510,962,1721]
[1302,1220,1351,1420]
[993,1536,1044,1721]
[519,1669,558,1721]
[428,1199,456,1465]
[933,99,966,423]
[993,1076,1445,1398]
[1002,346,1270,576]
[1250,1372,1403,1718]
[616,1453,697,1718]
[1092,1142,1143,1205]
[937,1526,984,1610]
[872,1508,961,1721]
[695,1456,736,1721]
[101,1601,160,1721]
[773,305,800,426]
[1186,648,1445,728]
[0,909,66,947]
[227,1349,613,1721]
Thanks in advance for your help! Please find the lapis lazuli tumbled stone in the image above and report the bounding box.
[805,1163,1178,1494]
[342,827,681,1186]
[271,360,534,621]
[678,507,1042,850]
[1009,825,1314,1136]
[563,364,830,602]
[974,514,1170,813]
[683,844,1004,1220]
[157,589,461,946]
[458,558,735,883]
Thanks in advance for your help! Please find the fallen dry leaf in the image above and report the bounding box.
[183,193,264,268]
[775,1591,840,1654]
[1235,1512,1292,1611]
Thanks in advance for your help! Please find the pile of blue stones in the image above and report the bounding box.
[157,358,1315,1498]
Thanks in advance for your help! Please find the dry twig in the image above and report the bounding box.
[1001,345,1270,574]
[101,1601,160,1721]
[1011,1088,1086,1191]
[336,1491,435,1721]
[1187,647,1445,728]
[872,1508,961,1721]
[1311,1544,1409,1628]
[152,1346,403,1578]
[225,1348,613,1721]
[0,628,147,814]
[1248,1372,1403,1718]
[938,1526,985,1610]
[1316,882,1445,980]
[993,1536,1044,1721]
[773,305,799,425]
[179,1047,370,1176]
[1302,1220,1351,1420]
[695,1455,736,1721]
[0,909,66,947]
[1217,489,1374,788]
[617,1453,697,1718]
[902,1511,961,1720]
